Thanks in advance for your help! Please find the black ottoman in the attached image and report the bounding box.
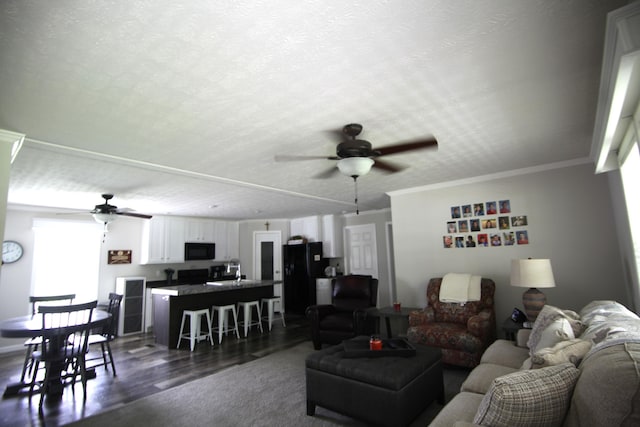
[305,338,444,427]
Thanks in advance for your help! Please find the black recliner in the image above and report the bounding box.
[306,275,378,350]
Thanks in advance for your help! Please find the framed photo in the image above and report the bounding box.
[465,235,476,247]
[482,218,496,229]
[511,216,528,226]
[462,204,472,217]
[477,233,489,247]
[455,236,465,248]
[485,201,497,215]
[451,206,461,219]
[490,233,502,246]
[470,218,481,232]
[458,220,469,233]
[447,221,457,233]
[516,230,529,244]
[108,250,132,264]
[443,235,453,248]
[498,216,510,230]
[503,232,515,245]
[473,203,484,216]
[499,200,511,213]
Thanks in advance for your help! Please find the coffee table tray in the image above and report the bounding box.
[342,338,416,358]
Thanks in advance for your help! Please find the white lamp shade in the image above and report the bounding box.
[510,259,556,288]
[337,157,374,177]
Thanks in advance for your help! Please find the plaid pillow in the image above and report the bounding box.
[473,363,580,427]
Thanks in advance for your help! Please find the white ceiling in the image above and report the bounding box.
[0,0,627,220]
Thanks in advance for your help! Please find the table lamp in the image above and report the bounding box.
[510,258,556,322]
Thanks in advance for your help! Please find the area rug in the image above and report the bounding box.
[66,341,453,426]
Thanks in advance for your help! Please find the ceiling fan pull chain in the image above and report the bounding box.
[353,176,360,215]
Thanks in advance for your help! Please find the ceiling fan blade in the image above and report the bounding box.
[274,155,336,162]
[375,137,438,156]
[373,158,406,173]
[117,212,153,219]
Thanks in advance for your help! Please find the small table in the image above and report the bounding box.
[368,306,420,338]
[0,310,110,397]
[502,317,526,341]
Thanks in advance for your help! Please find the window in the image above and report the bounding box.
[31,219,103,303]
[619,137,640,294]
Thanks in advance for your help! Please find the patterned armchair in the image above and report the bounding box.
[406,277,496,368]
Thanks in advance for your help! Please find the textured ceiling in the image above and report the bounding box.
[0,0,626,220]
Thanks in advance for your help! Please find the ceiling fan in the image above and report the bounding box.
[275,123,438,178]
[91,194,152,224]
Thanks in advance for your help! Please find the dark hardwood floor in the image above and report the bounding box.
[0,314,311,427]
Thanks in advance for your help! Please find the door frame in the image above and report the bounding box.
[252,230,282,281]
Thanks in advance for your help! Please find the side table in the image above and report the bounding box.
[368,306,420,338]
[502,317,527,341]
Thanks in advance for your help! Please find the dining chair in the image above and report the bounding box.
[28,300,97,412]
[20,294,76,383]
[86,293,122,375]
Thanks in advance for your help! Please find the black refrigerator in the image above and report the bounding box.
[283,242,328,315]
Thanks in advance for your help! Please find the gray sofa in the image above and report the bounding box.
[430,300,640,426]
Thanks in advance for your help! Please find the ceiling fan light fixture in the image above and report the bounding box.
[337,157,374,177]
[93,212,116,224]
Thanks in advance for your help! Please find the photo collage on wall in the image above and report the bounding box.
[443,199,530,249]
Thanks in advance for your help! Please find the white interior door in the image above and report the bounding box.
[253,231,283,310]
[345,224,378,280]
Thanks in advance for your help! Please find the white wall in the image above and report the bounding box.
[390,163,630,331]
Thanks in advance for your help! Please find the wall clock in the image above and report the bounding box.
[2,240,24,264]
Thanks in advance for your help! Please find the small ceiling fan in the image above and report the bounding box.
[275,123,438,179]
[91,194,152,224]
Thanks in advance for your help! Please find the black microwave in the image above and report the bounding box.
[184,242,215,261]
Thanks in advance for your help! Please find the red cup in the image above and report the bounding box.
[393,302,401,312]
[370,337,382,350]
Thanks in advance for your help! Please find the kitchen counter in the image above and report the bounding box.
[151,280,279,347]
[151,280,279,297]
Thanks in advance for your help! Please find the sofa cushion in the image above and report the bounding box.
[460,363,518,394]
[479,339,529,369]
[531,338,592,368]
[473,363,580,427]
[428,391,484,427]
[564,342,640,427]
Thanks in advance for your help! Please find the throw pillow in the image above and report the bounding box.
[531,318,575,355]
[527,305,582,355]
[531,338,592,368]
[473,363,580,427]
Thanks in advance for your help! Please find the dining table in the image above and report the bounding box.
[0,309,110,397]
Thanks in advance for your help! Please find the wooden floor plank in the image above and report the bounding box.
[0,315,310,427]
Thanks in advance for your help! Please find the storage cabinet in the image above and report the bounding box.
[214,220,239,261]
[290,216,321,242]
[141,216,185,264]
[116,277,147,336]
[322,214,344,258]
[185,218,216,242]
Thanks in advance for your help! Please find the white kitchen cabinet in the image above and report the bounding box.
[214,220,239,261]
[290,216,321,242]
[322,214,344,258]
[185,218,215,242]
[141,216,185,264]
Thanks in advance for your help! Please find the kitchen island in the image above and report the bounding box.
[151,280,279,347]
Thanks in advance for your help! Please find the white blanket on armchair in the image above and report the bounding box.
[439,273,481,303]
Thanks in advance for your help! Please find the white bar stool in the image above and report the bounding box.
[211,304,240,344]
[261,296,286,331]
[176,308,214,351]
[237,300,263,337]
